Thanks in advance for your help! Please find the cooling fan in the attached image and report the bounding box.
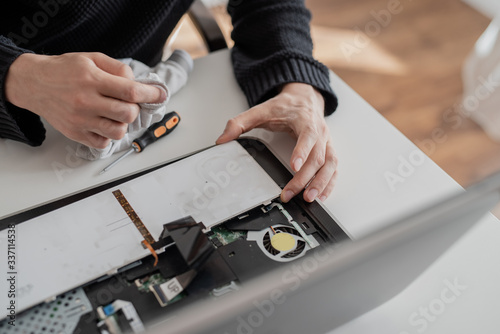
[247,224,317,262]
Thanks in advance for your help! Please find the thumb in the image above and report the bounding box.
[216,106,265,145]
[90,52,135,80]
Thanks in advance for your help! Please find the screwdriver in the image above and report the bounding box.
[99,111,181,175]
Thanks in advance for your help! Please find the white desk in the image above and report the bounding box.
[1,49,499,332]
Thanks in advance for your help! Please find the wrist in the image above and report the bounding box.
[281,82,323,99]
[5,53,43,108]
[280,82,325,114]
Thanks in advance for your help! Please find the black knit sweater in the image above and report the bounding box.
[0,0,337,146]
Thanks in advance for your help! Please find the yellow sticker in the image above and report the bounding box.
[271,233,296,252]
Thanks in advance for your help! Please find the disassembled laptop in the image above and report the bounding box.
[0,139,349,334]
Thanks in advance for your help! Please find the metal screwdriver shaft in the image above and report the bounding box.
[99,111,180,175]
[99,148,135,175]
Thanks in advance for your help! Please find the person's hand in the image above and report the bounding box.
[5,52,165,148]
[216,82,337,203]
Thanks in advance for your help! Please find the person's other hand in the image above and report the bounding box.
[5,52,165,148]
[216,82,337,203]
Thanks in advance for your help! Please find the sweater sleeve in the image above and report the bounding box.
[228,0,338,115]
[0,36,45,146]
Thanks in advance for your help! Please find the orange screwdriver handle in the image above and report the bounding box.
[132,111,180,152]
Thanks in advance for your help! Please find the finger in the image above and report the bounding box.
[92,117,128,141]
[319,170,338,202]
[281,140,327,203]
[303,142,337,202]
[94,96,140,124]
[85,131,112,149]
[216,106,266,144]
[290,125,319,172]
[90,53,135,80]
[97,73,166,104]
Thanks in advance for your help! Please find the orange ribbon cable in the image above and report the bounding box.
[112,189,156,244]
[112,189,159,266]
[142,240,159,267]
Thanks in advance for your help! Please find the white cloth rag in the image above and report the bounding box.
[75,49,193,160]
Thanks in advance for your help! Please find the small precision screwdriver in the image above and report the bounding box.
[99,111,181,175]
